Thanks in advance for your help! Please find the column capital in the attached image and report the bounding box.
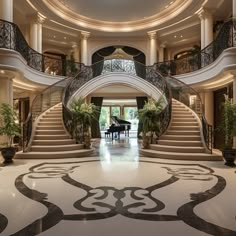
[81,31,91,39]
[198,8,214,19]
[147,31,157,39]
[28,13,46,24]
[37,13,46,24]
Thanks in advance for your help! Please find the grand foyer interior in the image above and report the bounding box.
[1,1,236,235]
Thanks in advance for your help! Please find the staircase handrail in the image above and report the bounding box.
[160,73,213,153]
[0,18,83,76]
[22,66,85,152]
[153,18,235,76]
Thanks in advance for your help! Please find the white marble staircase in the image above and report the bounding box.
[140,99,222,161]
[15,104,94,159]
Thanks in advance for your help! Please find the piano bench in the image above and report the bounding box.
[105,131,110,138]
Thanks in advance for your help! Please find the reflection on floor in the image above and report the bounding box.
[0,138,236,236]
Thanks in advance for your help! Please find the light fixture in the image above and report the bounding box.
[64,36,67,39]
[0,70,5,74]
[174,35,177,38]
[180,35,183,38]
[53,35,56,38]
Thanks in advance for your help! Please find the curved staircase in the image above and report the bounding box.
[140,99,222,161]
[16,104,94,159]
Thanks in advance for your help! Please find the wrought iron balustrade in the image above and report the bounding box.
[153,19,236,76]
[0,19,83,76]
[164,75,212,152]
[62,59,172,139]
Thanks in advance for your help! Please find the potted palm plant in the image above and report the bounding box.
[70,98,98,149]
[138,97,163,148]
[0,103,20,164]
[220,95,236,166]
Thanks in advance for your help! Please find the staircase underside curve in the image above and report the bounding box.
[140,99,223,161]
[15,103,94,159]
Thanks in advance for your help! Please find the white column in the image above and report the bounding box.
[72,43,80,62]
[30,20,38,51]
[233,77,236,148]
[204,10,214,47]
[204,91,214,126]
[148,32,157,65]
[198,11,205,49]
[233,0,236,18]
[0,0,13,22]
[37,15,45,54]
[80,31,90,65]
[159,44,165,62]
[0,75,13,144]
[29,14,45,52]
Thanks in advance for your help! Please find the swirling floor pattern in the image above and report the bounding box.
[0,138,235,236]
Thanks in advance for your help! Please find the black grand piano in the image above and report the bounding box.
[107,116,131,140]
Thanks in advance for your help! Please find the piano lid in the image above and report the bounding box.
[111,116,131,125]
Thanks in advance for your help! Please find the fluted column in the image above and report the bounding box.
[148,32,157,65]
[204,91,214,126]
[233,0,236,18]
[0,0,13,22]
[198,11,205,49]
[233,77,236,148]
[204,10,213,47]
[159,44,165,62]
[81,31,90,65]
[29,14,45,52]
[37,15,45,53]
[72,43,80,62]
[0,74,13,143]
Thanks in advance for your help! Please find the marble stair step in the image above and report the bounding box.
[15,149,94,159]
[158,140,203,146]
[166,130,200,135]
[35,130,66,135]
[37,126,64,130]
[150,144,205,153]
[139,149,223,161]
[34,134,70,140]
[169,126,199,131]
[160,135,201,141]
[31,144,84,152]
[32,139,75,145]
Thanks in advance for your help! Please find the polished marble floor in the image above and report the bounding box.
[0,138,236,236]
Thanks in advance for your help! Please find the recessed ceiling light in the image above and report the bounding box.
[53,35,56,38]
[174,35,177,38]
[0,70,5,74]
[180,35,183,38]
[64,36,67,39]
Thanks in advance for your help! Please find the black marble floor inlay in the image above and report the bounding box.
[0,160,234,236]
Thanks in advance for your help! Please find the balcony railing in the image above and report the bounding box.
[0,19,83,76]
[1,19,235,77]
[154,19,236,76]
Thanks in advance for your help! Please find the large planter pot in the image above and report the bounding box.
[84,136,91,149]
[1,147,16,164]
[222,149,236,167]
[142,136,150,149]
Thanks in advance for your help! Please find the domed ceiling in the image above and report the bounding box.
[56,0,176,22]
[41,0,193,32]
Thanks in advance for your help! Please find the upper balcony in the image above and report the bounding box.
[0,19,236,88]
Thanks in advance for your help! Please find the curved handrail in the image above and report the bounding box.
[22,65,85,151]
[0,19,83,76]
[161,74,212,152]
[153,19,235,76]
[0,18,235,78]
[62,59,172,139]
